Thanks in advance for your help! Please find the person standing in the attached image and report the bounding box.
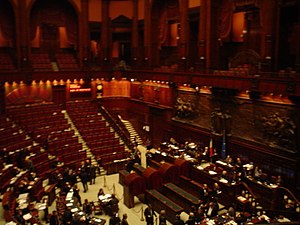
[159,210,167,225]
[121,213,129,225]
[79,167,89,193]
[144,204,156,225]
[109,213,121,225]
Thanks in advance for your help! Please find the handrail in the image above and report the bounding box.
[97,105,134,151]
[277,186,300,206]
[240,181,259,200]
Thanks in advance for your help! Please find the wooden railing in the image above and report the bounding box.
[1,69,300,97]
[97,104,134,151]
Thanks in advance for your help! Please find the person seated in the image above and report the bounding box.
[220,170,229,181]
[97,188,105,198]
[235,157,243,172]
[107,194,119,216]
[205,201,219,218]
[159,210,167,225]
[275,175,283,186]
[200,184,210,204]
[225,155,233,165]
[173,213,184,225]
[210,182,221,199]
[195,207,205,223]
[14,209,26,225]
[185,212,196,225]
[83,199,93,216]
[253,166,263,181]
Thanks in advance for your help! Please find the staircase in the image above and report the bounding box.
[62,110,99,169]
[119,116,143,146]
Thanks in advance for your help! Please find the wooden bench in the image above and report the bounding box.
[146,189,184,223]
[161,183,201,211]
[177,175,209,199]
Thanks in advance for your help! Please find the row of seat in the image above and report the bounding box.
[92,144,125,158]
[82,132,115,143]
[66,100,131,174]
[48,136,79,150]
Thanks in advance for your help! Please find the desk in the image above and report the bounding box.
[105,158,131,175]
[66,190,106,225]
[98,194,112,214]
[191,165,242,208]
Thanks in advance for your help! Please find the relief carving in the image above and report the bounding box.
[175,97,197,119]
[261,113,296,150]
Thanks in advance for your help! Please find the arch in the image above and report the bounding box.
[28,0,79,54]
[28,0,80,17]
[0,0,16,47]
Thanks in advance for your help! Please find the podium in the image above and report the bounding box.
[124,173,146,208]
[158,162,179,183]
[174,158,190,176]
[142,167,162,189]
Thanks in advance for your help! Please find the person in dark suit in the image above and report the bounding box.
[199,183,210,204]
[79,167,89,192]
[159,210,167,225]
[205,201,219,218]
[89,164,97,185]
[109,213,121,225]
[121,213,129,225]
[49,210,60,225]
[108,194,119,216]
[185,212,196,225]
[144,204,156,225]
[173,214,184,225]
[83,199,93,216]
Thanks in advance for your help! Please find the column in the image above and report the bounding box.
[260,0,277,72]
[131,0,139,68]
[143,0,151,68]
[15,2,21,69]
[81,0,90,69]
[100,0,110,65]
[197,0,207,71]
[18,0,30,72]
[178,0,189,71]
